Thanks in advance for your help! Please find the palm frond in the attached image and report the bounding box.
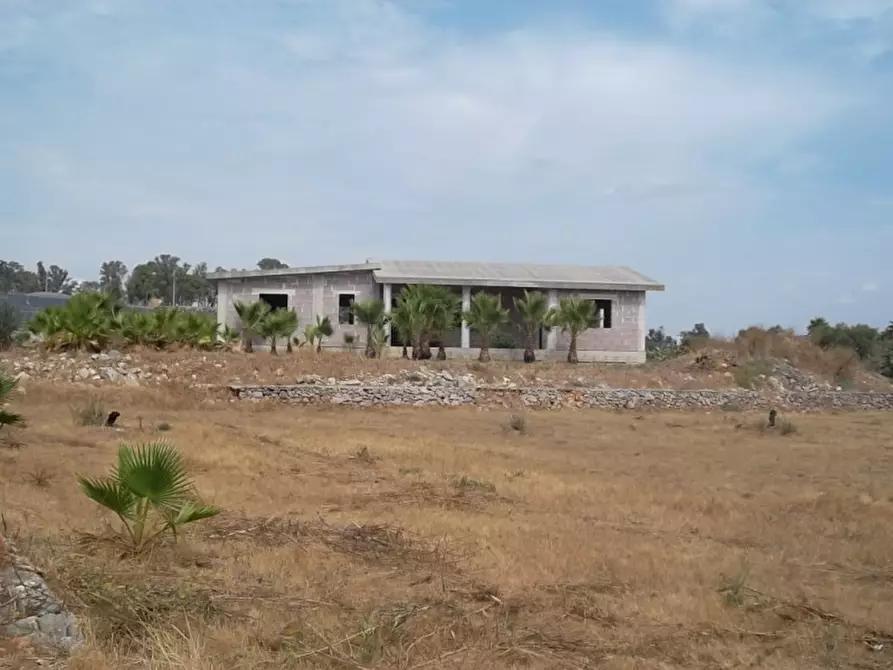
[167,500,223,526]
[115,443,194,510]
[0,409,24,428]
[77,476,138,519]
[0,373,17,401]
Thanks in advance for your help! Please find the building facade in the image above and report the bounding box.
[208,260,664,363]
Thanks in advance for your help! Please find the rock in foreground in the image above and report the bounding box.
[0,535,83,652]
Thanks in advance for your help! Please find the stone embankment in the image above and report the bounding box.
[232,381,893,411]
[1,535,83,652]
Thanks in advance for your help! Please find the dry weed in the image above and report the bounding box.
[2,383,892,669]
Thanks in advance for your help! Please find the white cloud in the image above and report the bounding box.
[861,281,879,292]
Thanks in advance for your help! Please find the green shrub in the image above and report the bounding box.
[733,360,773,389]
[491,332,517,349]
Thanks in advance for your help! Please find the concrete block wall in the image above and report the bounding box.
[219,270,378,349]
[555,290,644,353]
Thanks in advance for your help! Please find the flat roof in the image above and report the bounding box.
[373,260,663,291]
[208,259,664,291]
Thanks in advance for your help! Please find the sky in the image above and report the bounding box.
[1,0,891,334]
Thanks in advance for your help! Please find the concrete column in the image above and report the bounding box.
[216,282,229,335]
[382,283,392,339]
[461,285,471,349]
[546,289,559,350]
[638,292,646,353]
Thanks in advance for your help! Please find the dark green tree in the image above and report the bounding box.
[100,261,128,298]
[257,258,289,270]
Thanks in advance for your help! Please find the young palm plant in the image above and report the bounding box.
[117,310,154,347]
[312,315,333,353]
[351,300,389,358]
[0,371,24,431]
[28,307,66,349]
[173,311,219,349]
[234,300,270,353]
[463,292,509,362]
[77,442,221,551]
[547,297,596,364]
[514,290,549,363]
[55,293,116,352]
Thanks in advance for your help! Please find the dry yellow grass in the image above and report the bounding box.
[2,383,893,668]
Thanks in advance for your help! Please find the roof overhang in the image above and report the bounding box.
[207,263,379,281]
[371,273,664,291]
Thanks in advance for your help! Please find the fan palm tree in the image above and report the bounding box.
[428,287,461,360]
[280,309,299,353]
[397,285,432,360]
[514,290,548,363]
[234,300,270,353]
[77,442,221,550]
[0,371,24,431]
[398,284,451,360]
[390,299,414,359]
[463,292,509,362]
[258,309,297,354]
[547,297,596,364]
[351,299,389,358]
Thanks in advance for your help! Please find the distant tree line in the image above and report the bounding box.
[646,319,893,379]
[0,260,78,294]
[1,256,290,309]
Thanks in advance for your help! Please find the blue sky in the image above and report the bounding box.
[1,0,891,334]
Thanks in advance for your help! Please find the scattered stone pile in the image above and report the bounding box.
[6,350,153,387]
[0,535,82,652]
[2,351,225,387]
[234,383,893,411]
[3,351,890,410]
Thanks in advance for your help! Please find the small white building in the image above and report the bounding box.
[207,260,664,363]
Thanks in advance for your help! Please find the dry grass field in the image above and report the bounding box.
[2,383,893,668]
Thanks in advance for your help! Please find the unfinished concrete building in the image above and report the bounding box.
[208,260,664,363]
